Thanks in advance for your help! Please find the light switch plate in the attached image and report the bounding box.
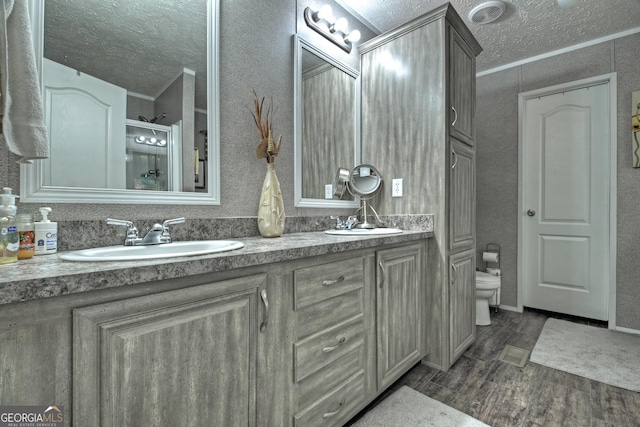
[392,179,403,197]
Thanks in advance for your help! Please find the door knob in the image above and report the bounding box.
[527,209,536,217]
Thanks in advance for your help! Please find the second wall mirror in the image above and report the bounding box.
[293,35,360,208]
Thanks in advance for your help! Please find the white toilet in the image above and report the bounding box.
[475,271,501,326]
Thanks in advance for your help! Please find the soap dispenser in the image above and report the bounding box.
[35,207,58,255]
[0,187,19,264]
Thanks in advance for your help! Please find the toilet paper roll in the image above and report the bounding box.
[482,252,499,263]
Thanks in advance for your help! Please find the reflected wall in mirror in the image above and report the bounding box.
[21,0,220,205]
[294,36,360,208]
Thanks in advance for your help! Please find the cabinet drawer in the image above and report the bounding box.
[294,315,364,383]
[294,370,365,427]
[296,288,363,340]
[294,257,365,310]
[296,346,364,411]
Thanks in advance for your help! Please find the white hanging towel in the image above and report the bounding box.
[0,0,48,163]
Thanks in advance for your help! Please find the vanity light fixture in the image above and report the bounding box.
[134,135,167,147]
[304,6,361,53]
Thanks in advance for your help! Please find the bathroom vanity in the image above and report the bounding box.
[0,230,431,426]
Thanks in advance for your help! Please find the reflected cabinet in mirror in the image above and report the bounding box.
[294,36,360,208]
[21,0,220,204]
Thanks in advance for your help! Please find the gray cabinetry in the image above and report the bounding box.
[449,26,476,146]
[449,249,476,362]
[376,244,424,390]
[291,256,373,427]
[449,139,475,252]
[359,4,481,370]
[0,238,428,426]
[73,274,267,427]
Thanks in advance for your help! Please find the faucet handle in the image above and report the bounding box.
[162,217,186,228]
[330,215,344,229]
[107,218,141,246]
[160,217,185,243]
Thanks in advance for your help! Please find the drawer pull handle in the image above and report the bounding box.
[259,289,269,333]
[322,275,345,286]
[323,399,345,419]
[451,106,458,127]
[451,264,458,284]
[451,149,458,169]
[322,337,346,353]
[379,261,386,288]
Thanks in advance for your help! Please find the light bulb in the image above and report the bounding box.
[345,30,361,43]
[158,140,167,146]
[135,136,145,143]
[316,4,333,21]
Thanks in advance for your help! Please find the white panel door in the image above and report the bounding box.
[42,58,126,188]
[523,84,609,320]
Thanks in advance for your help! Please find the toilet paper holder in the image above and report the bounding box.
[484,243,501,271]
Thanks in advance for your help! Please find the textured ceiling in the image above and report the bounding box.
[44,0,207,111]
[337,0,640,72]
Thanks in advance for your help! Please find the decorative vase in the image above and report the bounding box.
[258,163,285,237]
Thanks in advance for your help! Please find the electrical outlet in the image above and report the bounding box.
[392,178,403,197]
[325,184,333,199]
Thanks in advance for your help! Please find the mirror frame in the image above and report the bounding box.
[21,0,221,205]
[293,35,360,208]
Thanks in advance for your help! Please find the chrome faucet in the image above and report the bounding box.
[330,215,359,230]
[107,217,185,246]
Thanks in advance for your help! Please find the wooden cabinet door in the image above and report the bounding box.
[449,138,475,252]
[376,244,423,390]
[449,249,476,363]
[73,274,266,427]
[449,26,476,146]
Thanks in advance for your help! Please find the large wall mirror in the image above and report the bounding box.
[293,36,360,208]
[21,0,220,205]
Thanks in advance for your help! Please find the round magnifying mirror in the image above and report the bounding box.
[349,164,382,199]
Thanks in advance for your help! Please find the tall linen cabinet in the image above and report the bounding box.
[360,3,482,370]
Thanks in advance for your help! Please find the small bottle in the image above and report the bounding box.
[0,187,19,264]
[17,213,35,260]
[34,207,58,255]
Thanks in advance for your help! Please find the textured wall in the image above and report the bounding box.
[1,0,374,222]
[476,33,640,330]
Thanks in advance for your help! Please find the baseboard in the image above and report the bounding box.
[614,325,640,335]
[497,304,521,313]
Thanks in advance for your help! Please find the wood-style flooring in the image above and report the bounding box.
[346,308,640,427]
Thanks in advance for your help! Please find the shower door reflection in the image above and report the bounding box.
[125,120,182,191]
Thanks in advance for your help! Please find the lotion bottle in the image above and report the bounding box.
[35,207,58,255]
[0,187,19,264]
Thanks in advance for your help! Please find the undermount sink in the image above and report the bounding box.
[60,240,245,262]
[324,228,403,236]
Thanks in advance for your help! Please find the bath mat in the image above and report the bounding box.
[530,318,640,392]
[351,386,490,427]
